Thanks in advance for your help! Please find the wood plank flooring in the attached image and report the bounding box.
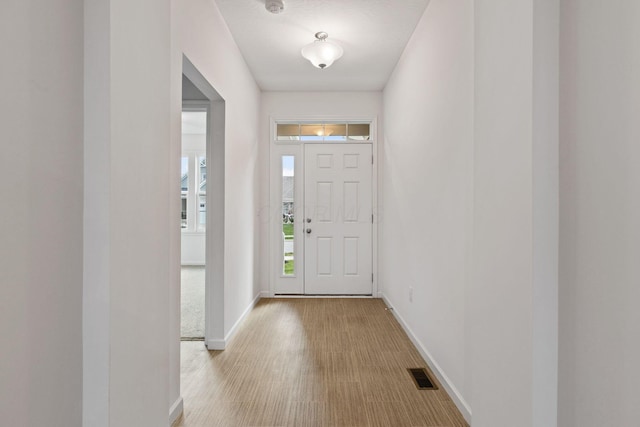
[173,298,468,427]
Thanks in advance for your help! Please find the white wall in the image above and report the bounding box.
[472,1,558,426]
[180,233,206,266]
[381,0,473,419]
[109,0,172,422]
[171,0,262,415]
[83,0,110,423]
[532,2,559,425]
[84,0,173,425]
[383,1,559,425]
[258,91,383,294]
[0,1,83,425]
[559,2,640,426]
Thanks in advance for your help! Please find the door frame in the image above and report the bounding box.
[182,56,226,349]
[268,116,379,297]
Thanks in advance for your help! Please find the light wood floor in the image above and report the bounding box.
[173,298,468,427]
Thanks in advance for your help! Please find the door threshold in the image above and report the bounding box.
[272,294,374,298]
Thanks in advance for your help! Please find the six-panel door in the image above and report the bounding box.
[304,144,373,295]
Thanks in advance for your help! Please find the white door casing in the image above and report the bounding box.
[304,144,373,295]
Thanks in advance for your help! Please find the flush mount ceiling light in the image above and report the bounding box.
[301,32,344,69]
[265,0,284,14]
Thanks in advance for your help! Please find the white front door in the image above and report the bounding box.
[304,144,373,295]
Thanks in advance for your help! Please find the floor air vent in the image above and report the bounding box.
[408,368,438,390]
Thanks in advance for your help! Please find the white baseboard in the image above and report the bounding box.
[380,293,472,424]
[272,294,374,298]
[206,338,226,350]
[169,396,183,425]
[224,291,262,344]
[206,292,263,350]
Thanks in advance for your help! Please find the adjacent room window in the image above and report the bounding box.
[181,110,207,232]
[181,157,189,229]
[198,156,207,230]
[282,156,295,275]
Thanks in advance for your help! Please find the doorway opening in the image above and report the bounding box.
[180,102,207,340]
[181,56,226,349]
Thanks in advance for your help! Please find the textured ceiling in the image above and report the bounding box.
[214,0,431,91]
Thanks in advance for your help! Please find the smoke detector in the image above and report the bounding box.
[265,0,284,14]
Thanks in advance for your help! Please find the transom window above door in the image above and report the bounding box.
[275,122,370,142]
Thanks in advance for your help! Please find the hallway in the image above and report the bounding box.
[7,0,640,425]
[173,299,468,426]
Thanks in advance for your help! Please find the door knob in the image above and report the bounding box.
[306,218,312,223]
[306,228,312,234]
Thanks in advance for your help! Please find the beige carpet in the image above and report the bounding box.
[181,266,205,339]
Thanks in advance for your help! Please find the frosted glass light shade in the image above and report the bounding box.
[301,36,343,69]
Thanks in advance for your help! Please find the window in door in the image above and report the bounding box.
[282,155,295,276]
